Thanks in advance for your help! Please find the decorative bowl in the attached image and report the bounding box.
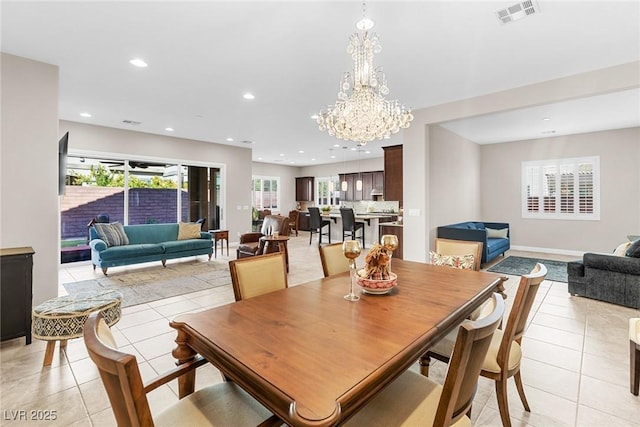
[356,273,397,294]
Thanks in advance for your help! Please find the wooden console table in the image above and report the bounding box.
[209,229,229,258]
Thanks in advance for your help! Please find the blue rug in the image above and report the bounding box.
[486,256,568,282]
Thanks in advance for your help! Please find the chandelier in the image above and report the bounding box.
[317,4,413,145]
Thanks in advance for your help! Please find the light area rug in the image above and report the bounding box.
[486,256,568,282]
[63,260,231,307]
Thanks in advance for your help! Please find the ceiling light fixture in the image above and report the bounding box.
[129,58,148,67]
[80,112,92,118]
[165,127,174,131]
[226,137,234,142]
[243,93,255,100]
[317,1,413,146]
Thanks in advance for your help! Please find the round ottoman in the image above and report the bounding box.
[32,290,123,366]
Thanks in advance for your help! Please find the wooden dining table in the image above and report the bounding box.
[170,259,502,427]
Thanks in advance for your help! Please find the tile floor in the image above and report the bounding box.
[1,235,639,426]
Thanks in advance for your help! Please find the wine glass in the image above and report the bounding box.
[380,234,399,273]
[342,240,362,301]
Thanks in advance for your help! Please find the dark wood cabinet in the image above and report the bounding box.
[373,171,384,195]
[378,225,403,260]
[383,145,403,207]
[295,177,314,201]
[340,171,384,201]
[298,211,310,231]
[1,247,34,344]
[361,172,374,200]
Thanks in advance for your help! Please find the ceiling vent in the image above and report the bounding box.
[241,140,254,145]
[496,0,539,24]
[122,119,141,125]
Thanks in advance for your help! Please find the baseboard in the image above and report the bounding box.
[510,245,584,257]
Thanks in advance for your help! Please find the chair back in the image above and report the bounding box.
[339,208,357,231]
[229,252,288,301]
[258,209,272,219]
[84,312,154,427]
[434,238,483,271]
[319,243,350,277]
[496,263,547,369]
[435,293,505,426]
[308,207,323,229]
[288,210,299,233]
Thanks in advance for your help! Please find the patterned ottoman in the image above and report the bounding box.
[32,290,122,366]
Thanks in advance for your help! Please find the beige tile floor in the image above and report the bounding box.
[1,235,639,426]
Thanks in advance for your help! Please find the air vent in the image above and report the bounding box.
[496,0,539,24]
[122,120,141,125]
[241,140,254,145]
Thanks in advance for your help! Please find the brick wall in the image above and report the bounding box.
[61,186,188,239]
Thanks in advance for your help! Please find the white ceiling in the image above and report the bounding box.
[2,1,639,165]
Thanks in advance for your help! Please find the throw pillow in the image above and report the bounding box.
[178,222,202,240]
[486,227,508,239]
[626,239,640,258]
[429,251,475,270]
[94,222,129,247]
[613,241,632,256]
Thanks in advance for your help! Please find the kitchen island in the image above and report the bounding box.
[316,212,397,248]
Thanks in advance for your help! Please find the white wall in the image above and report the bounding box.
[403,61,640,260]
[481,127,640,253]
[59,120,253,245]
[1,53,60,305]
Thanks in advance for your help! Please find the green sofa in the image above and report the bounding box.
[89,223,213,275]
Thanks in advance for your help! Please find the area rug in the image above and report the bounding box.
[62,260,232,307]
[486,256,568,282]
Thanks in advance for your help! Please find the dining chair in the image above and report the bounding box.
[83,312,281,427]
[339,208,365,248]
[318,242,350,277]
[288,210,300,236]
[421,263,548,427]
[308,207,331,245]
[229,252,288,301]
[344,293,505,427]
[631,318,640,395]
[432,238,484,271]
[431,238,507,299]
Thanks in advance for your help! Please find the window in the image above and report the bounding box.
[252,176,280,211]
[522,156,599,220]
[316,176,341,207]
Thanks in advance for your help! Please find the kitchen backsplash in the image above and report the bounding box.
[341,201,400,214]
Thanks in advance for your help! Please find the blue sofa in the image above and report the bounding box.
[89,223,213,275]
[436,221,510,265]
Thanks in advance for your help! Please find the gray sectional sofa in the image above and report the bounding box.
[89,223,213,275]
[568,252,640,309]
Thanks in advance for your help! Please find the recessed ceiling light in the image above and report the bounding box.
[129,58,148,67]
[542,117,551,121]
[243,93,255,100]
[80,112,92,118]
[365,151,371,154]
[311,115,318,120]
[351,147,357,151]
[311,158,316,161]
[258,157,263,160]
[165,127,174,131]
[226,137,234,142]
[279,153,284,157]
[290,161,295,164]
[298,150,304,154]
[330,155,336,159]
[333,144,340,148]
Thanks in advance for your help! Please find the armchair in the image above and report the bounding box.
[237,215,290,259]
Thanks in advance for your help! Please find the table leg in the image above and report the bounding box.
[43,341,56,366]
[214,238,218,258]
[172,329,198,398]
[226,238,229,256]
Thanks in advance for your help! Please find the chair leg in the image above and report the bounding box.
[632,341,640,396]
[514,370,530,411]
[495,378,512,427]
[419,353,431,377]
[309,230,313,245]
